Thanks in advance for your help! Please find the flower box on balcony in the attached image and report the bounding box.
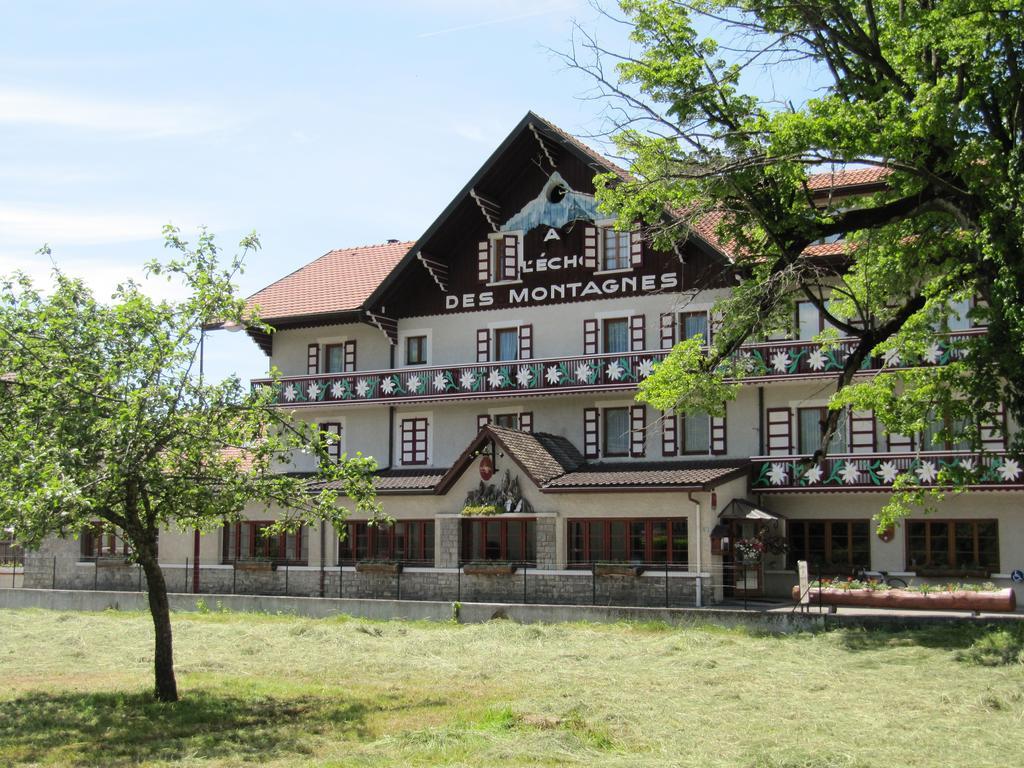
[463,562,518,576]
[792,585,1016,612]
[96,556,132,568]
[355,560,402,575]
[594,563,645,577]
[234,559,276,572]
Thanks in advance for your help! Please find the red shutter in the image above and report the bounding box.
[980,404,1006,450]
[477,414,490,431]
[583,319,599,355]
[711,412,727,455]
[320,422,342,463]
[307,343,320,375]
[501,234,519,281]
[766,408,793,456]
[583,226,598,269]
[583,408,599,459]
[630,405,647,457]
[662,411,678,456]
[660,313,677,349]
[478,240,490,283]
[518,323,533,359]
[630,229,643,267]
[630,314,646,351]
[519,412,533,433]
[477,329,490,363]
[850,410,876,454]
[343,340,357,372]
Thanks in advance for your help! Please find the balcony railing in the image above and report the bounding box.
[252,329,986,407]
[752,450,1023,491]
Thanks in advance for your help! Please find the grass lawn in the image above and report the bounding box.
[0,608,1022,767]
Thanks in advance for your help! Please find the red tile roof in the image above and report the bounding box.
[807,167,891,191]
[245,241,412,322]
[545,461,748,490]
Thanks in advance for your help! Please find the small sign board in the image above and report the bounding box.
[798,560,810,605]
[1011,569,1024,584]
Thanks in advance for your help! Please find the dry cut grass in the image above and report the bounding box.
[0,607,1022,767]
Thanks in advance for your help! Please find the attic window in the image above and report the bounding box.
[548,184,567,203]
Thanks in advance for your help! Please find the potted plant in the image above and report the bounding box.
[792,579,1017,612]
[355,560,402,574]
[463,561,518,575]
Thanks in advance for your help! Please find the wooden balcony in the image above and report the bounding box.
[752,450,1023,492]
[251,329,986,407]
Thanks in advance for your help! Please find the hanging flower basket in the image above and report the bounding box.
[356,560,402,574]
[463,562,517,576]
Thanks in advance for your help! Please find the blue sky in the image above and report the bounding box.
[0,1,823,383]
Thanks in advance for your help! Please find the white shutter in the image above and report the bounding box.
[478,240,490,283]
[630,229,643,267]
[583,408,599,459]
[477,414,490,431]
[630,314,646,351]
[583,226,598,269]
[660,313,677,349]
[630,405,646,457]
[886,432,915,452]
[320,422,342,463]
[662,411,678,456]
[501,234,519,281]
[767,408,793,456]
[343,340,357,372]
[583,319,599,355]
[980,404,1006,450]
[711,412,727,455]
[850,410,876,454]
[307,343,320,375]
[518,324,533,359]
[476,329,490,363]
[519,412,533,434]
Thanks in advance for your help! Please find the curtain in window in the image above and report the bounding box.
[496,329,518,361]
[682,313,708,341]
[604,320,629,354]
[604,409,630,455]
[684,411,710,453]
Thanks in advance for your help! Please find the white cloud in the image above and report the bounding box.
[0,204,167,246]
[0,86,230,138]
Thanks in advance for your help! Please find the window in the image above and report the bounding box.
[787,520,870,572]
[325,344,346,373]
[494,328,519,361]
[222,521,306,564]
[339,520,434,564]
[80,523,131,560]
[796,301,823,341]
[682,411,710,454]
[906,520,998,574]
[601,227,631,271]
[400,418,429,465]
[797,407,847,454]
[679,311,708,342]
[568,519,688,567]
[484,233,521,283]
[319,422,342,463]
[405,335,427,366]
[461,518,536,562]
[921,410,970,451]
[493,413,518,429]
[603,408,630,457]
[603,318,630,354]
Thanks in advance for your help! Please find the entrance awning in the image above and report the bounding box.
[718,498,783,521]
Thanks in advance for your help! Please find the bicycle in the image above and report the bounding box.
[853,568,908,589]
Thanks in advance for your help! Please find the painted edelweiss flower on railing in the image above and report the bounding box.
[839,462,861,484]
[882,348,901,367]
[459,370,476,391]
[923,342,943,365]
[545,365,562,385]
[958,457,976,473]
[330,380,346,399]
[380,377,397,395]
[307,382,320,400]
[487,369,505,388]
[606,360,625,381]
[638,358,655,378]
[515,366,532,387]
[807,349,828,371]
[803,465,823,484]
[406,374,423,394]
[432,372,447,392]
[915,461,938,483]
[878,460,900,484]
[997,458,1022,482]
[767,463,789,486]
[355,379,371,398]
[770,351,792,373]
[282,383,296,402]
[574,362,592,383]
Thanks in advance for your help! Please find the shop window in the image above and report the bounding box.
[906,520,998,574]
[568,518,688,567]
[339,520,434,564]
[787,520,870,572]
[461,518,536,563]
[222,521,306,564]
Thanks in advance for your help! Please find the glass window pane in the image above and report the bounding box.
[830,412,848,453]
[907,521,927,568]
[929,523,950,567]
[485,521,501,560]
[569,521,585,563]
[604,319,629,353]
[671,520,688,566]
[424,522,435,563]
[684,411,710,453]
[977,521,998,569]
[947,299,972,331]
[650,521,668,563]
[525,521,536,563]
[326,345,345,373]
[807,522,826,566]
[496,329,518,361]
[630,521,646,563]
[507,521,523,562]
[609,522,628,562]
[604,408,630,455]
[797,302,820,340]
[494,413,518,429]
[850,522,870,568]
[682,313,708,341]
[798,409,823,455]
[829,522,850,567]
[588,521,605,562]
[394,523,407,560]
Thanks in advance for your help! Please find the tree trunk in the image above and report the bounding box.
[138,545,178,702]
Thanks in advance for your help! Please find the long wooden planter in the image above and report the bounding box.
[594,564,645,577]
[356,561,402,575]
[234,560,275,572]
[96,557,132,568]
[463,563,517,576]
[793,586,1017,612]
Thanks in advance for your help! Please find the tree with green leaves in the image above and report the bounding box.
[0,229,381,702]
[569,0,1023,524]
